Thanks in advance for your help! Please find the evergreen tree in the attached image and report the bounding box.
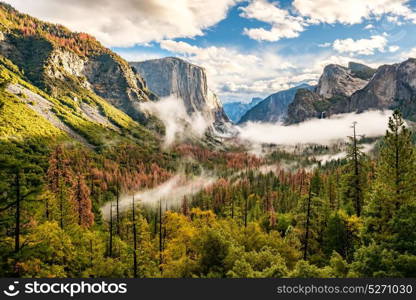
[72,173,94,227]
[363,110,415,244]
[342,122,368,216]
[47,145,74,228]
[378,110,414,207]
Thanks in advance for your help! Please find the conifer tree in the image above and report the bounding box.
[364,110,415,243]
[72,173,94,227]
[47,145,74,228]
[342,122,368,216]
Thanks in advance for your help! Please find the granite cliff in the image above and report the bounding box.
[131,57,233,135]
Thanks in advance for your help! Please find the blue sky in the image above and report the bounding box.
[6,0,416,103]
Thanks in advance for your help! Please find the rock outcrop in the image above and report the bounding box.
[0,6,155,123]
[286,59,416,124]
[350,59,416,120]
[286,62,377,124]
[131,57,233,135]
[316,64,369,99]
[286,88,325,124]
[239,84,313,124]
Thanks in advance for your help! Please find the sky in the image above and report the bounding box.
[5,0,416,103]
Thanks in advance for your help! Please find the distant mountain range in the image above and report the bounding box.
[2,0,416,148]
[223,97,262,123]
[238,84,314,124]
[286,60,416,124]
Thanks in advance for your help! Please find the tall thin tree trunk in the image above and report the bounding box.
[45,197,50,221]
[303,184,312,260]
[59,182,64,229]
[159,200,163,273]
[77,176,82,226]
[132,195,138,278]
[231,196,234,219]
[89,239,93,267]
[352,122,361,216]
[116,182,120,235]
[395,126,400,206]
[244,195,248,228]
[14,170,21,253]
[109,202,113,257]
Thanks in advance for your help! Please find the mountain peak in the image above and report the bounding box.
[130,57,232,135]
[316,63,369,99]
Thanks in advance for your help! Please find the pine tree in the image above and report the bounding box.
[363,110,416,245]
[342,122,368,216]
[379,110,415,207]
[0,146,42,254]
[132,195,138,278]
[47,145,74,228]
[297,171,329,261]
[72,173,94,227]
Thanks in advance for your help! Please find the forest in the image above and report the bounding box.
[0,2,415,279]
[1,108,415,278]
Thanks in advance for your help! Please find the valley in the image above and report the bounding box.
[0,2,416,279]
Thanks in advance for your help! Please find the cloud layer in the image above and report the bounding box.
[333,35,388,55]
[5,0,413,102]
[240,0,305,42]
[5,0,239,47]
[139,96,210,146]
[237,110,393,145]
[239,0,416,42]
[293,0,416,25]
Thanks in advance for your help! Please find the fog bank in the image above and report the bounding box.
[237,110,393,146]
[140,96,210,146]
[101,174,216,219]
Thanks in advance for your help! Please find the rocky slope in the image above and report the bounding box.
[239,84,313,124]
[286,62,378,124]
[316,64,370,99]
[0,3,156,125]
[350,59,416,120]
[286,88,325,124]
[131,57,233,135]
[223,97,262,123]
[0,3,161,153]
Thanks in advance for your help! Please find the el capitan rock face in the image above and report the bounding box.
[131,57,233,134]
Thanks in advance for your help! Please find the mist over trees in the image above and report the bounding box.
[1,111,415,278]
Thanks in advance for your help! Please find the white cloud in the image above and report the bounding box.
[115,50,164,62]
[238,110,393,146]
[239,0,306,42]
[159,40,389,102]
[3,0,240,47]
[160,40,306,99]
[293,0,416,25]
[389,45,400,52]
[238,0,416,42]
[332,35,388,55]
